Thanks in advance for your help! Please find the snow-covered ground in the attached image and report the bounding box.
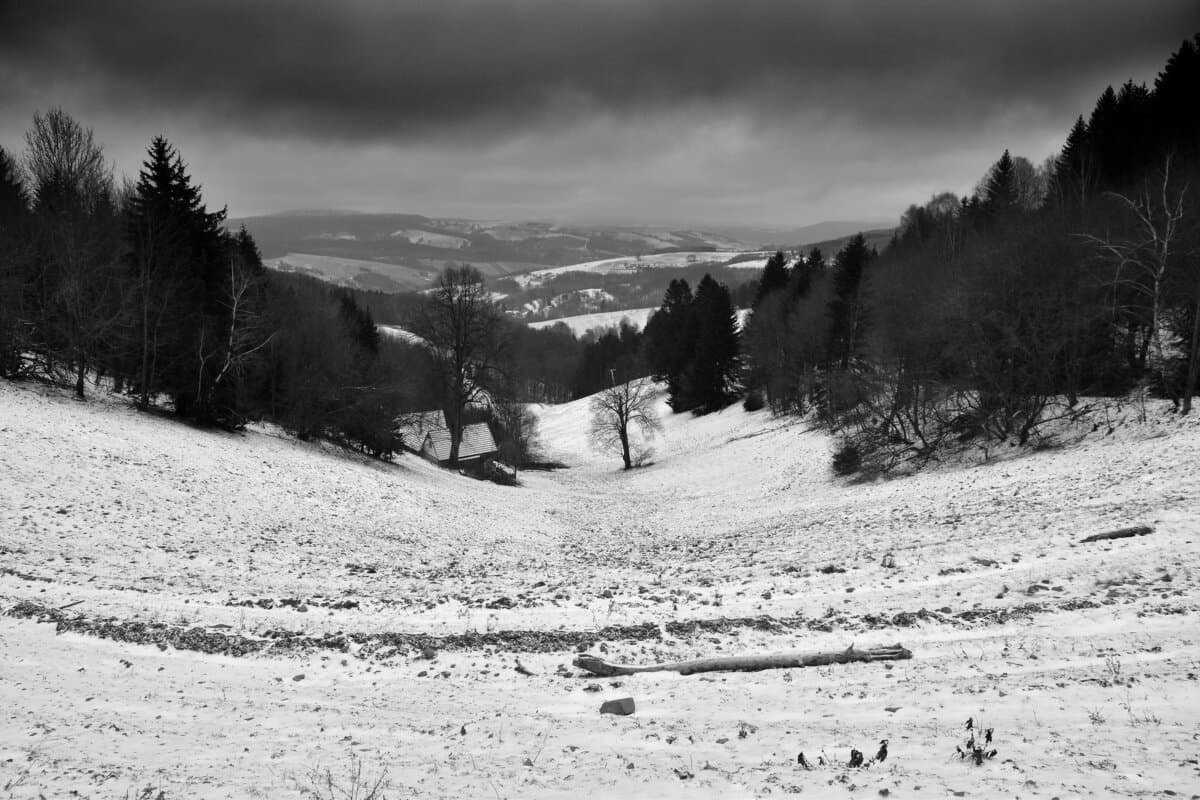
[529,308,750,336]
[378,324,428,347]
[2,379,1199,798]
[264,252,436,292]
[515,251,763,287]
[389,229,471,249]
[529,308,656,335]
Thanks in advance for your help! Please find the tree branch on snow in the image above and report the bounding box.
[574,643,913,676]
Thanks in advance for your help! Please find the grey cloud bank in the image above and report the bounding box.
[1,0,1194,225]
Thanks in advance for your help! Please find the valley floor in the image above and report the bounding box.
[1,380,1198,798]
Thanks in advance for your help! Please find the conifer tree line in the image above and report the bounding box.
[644,273,742,414]
[0,110,406,455]
[729,34,1200,473]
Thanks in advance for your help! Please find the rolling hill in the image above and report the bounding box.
[237,211,891,296]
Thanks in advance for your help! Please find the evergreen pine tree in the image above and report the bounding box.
[789,247,823,298]
[982,150,1018,215]
[125,136,228,416]
[1152,34,1200,160]
[1050,115,1091,204]
[683,274,740,414]
[644,278,694,381]
[1087,86,1121,191]
[753,250,789,307]
[1105,81,1153,189]
[826,234,874,370]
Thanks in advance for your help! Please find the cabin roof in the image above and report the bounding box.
[422,422,497,462]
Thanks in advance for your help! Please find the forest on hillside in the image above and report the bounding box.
[682,33,1200,473]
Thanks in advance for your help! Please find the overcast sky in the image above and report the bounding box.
[1,1,1195,227]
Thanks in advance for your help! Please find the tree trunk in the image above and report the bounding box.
[1080,525,1154,544]
[75,355,86,399]
[139,296,151,410]
[620,428,631,470]
[574,643,912,677]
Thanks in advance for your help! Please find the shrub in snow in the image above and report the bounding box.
[832,440,862,475]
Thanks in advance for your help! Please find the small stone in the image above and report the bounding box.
[600,697,635,716]
[292,673,305,681]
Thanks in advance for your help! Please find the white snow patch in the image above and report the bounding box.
[389,229,470,249]
[515,250,762,287]
[528,308,655,335]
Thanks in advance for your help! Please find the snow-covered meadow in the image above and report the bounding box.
[515,251,764,288]
[528,308,657,336]
[1,379,1198,798]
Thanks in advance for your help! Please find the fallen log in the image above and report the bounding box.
[1080,525,1154,544]
[573,643,912,677]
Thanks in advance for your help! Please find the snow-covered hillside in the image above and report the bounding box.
[528,307,656,335]
[389,229,471,249]
[264,251,436,292]
[2,379,1199,798]
[515,250,764,288]
[528,307,751,336]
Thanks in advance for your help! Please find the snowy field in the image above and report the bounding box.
[515,251,763,287]
[263,252,436,292]
[528,308,656,336]
[2,379,1199,798]
[529,308,751,337]
[389,229,471,250]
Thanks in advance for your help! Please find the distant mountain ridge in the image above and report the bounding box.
[705,220,896,249]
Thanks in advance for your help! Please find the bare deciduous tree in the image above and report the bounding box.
[589,377,662,469]
[23,108,123,398]
[408,265,509,464]
[199,247,275,420]
[1082,156,1189,404]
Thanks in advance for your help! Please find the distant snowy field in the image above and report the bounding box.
[528,307,656,335]
[2,379,1199,798]
[263,252,436,292]
[530,307,751,336]
[515,250,765,287]
[389,229,471,249]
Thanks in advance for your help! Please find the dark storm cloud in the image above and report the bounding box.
[1,0,1195,144]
